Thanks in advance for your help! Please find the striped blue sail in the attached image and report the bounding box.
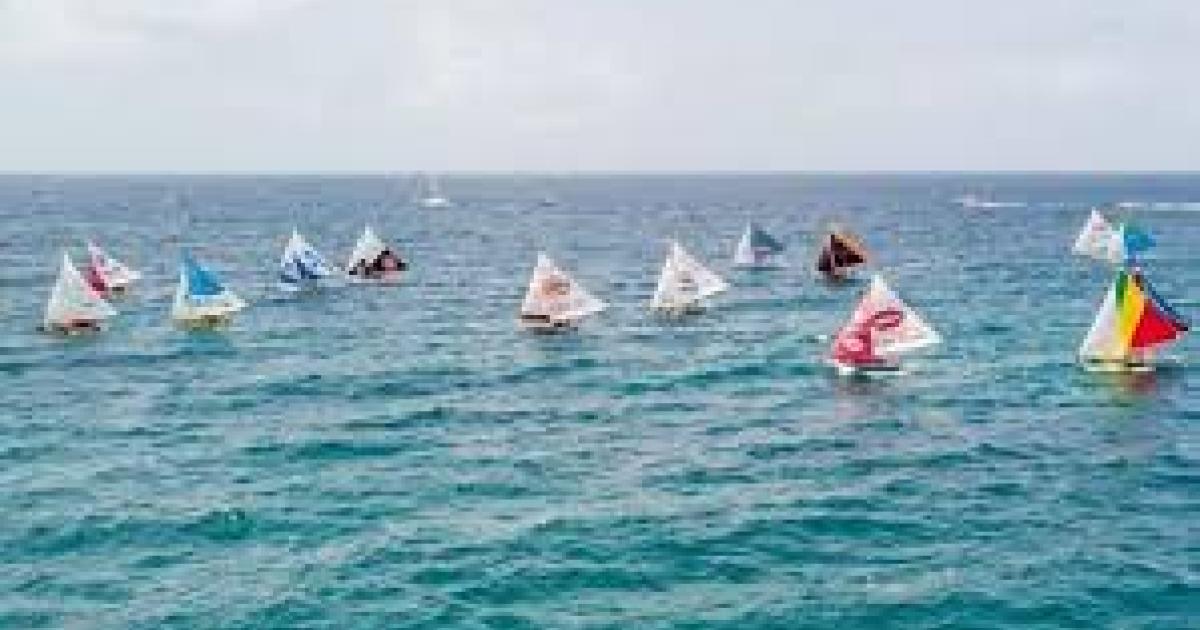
[279,230,336,291]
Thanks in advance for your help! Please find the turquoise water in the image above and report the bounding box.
[1,174,1197,629]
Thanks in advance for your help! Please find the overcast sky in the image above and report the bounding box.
[2,1,1198,172]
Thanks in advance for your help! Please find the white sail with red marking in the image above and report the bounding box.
[830,275,939,364]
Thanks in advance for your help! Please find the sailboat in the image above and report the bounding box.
[829,275,940,375]
[345,226,407,283]
[518,253,607,332]
[650,241,729,314]
[1078,265,1188,373]
[84,241,141,296]
[417,173,451,209]
[278,229,337,292]
[1072,208,1120,262]
[42,252,117,334]
[171,252,247,329]
[733,222,786,268]
[816,225,869,282]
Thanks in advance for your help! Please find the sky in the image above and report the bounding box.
[1,0,1199,172]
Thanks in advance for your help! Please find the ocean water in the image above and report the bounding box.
[0,173,1197,629]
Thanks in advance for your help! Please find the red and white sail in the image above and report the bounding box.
[86,241,141,290]
[830,275,940,364]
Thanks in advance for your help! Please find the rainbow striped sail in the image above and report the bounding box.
[1079,266,1188,369]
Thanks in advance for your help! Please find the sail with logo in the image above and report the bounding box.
[84,241,141,297]
[345,226,407,283]
[1078,265,1188,372]
[518,253,606,331]
[42,252,117,335]
[171,252,247,328]
[278,229,336,292]
[650,241,729,314]
[829,275,940,375]
[733,222,786,268]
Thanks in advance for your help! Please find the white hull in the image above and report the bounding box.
[419,197,451,209]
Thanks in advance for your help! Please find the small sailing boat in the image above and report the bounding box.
[42,252,117,335]
[278,229,337,292]
[345,226,407,283]
[84,241,141,296]
[650,241,729,314]
[171,253,247,329]
[417,173,451,209]
[829,275,940,375]
[733,222,786,268]
[1072,208,1120,263]
[1078,265,1188,373]
[1073,209,1156,265]
[518,253,606,332]
[816,225,869,282]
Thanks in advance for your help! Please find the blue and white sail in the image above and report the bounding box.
[278,229,336,292]
[734,222,786,268]
[171,252,247,325]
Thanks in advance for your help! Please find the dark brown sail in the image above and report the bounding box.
[817,231,869,277]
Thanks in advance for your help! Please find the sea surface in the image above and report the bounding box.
[0,173,1197,629]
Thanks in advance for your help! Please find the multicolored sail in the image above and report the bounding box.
[734,223,786,267]
[171,252,247,325]
[44,252,117,331]
[650,241,728,311]
[1079,266,1188,366]
[279,229,335,291]
[816,226,869,280]
[830,275,940,369]
[346,226,407,282]
[519,253,606,328]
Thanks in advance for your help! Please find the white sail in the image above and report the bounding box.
[345,226,387,273]
[1078,279,1122,360]
[44,252,116,328]
[1072,209,1120,263]
[520,253,606,322]
[86,241,141,288]
[650,241,729,309]
[733,227,756,266]
[844,275,941,356]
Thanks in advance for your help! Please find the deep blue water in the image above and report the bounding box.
[1,173,1197,629]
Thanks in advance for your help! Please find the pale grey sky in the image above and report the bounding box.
[2,1,1198,172]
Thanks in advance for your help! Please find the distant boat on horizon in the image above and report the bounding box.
[948,193,1025,210]
[416,173,452,209]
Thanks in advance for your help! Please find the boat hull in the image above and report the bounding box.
[1080,359,1155,374]
[42,320,104,336]
[175,314,234,330]
[830,358,903,376]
